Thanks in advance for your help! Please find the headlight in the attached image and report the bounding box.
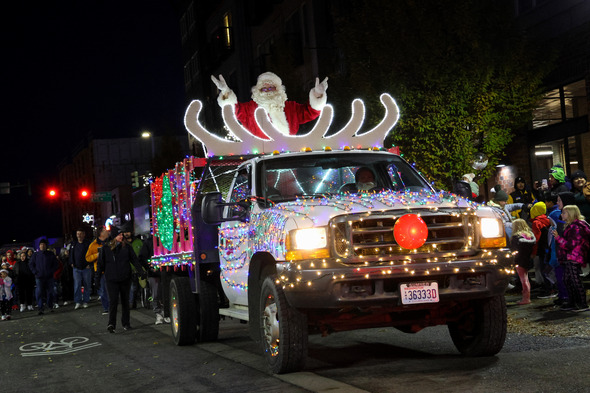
[480,218,506,248]
[481,218,502,238]
[286,227,330,260]
[291,227,327,249]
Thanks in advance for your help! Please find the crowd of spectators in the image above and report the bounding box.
[0,223,167,330]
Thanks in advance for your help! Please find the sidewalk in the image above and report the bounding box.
[505,287,590,338]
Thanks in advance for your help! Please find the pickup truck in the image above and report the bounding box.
[150,147,513,374]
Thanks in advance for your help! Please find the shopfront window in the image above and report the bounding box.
[531,135,582,184]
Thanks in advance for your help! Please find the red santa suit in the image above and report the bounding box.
[215,72,327,140]
[234,100,321,139]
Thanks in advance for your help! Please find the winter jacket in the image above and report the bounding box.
[507,187,534,219]
[555,219,590,265]
[97,242,144,283]
[531,214,551,257]
[13,258,33,278]
[486,201,524,238]
[546,207,564,268]
[510,233,536,270]
[0,276,13,301]
[70,240,91,270]
[28,250,59,279]
[86,238,108,271]
[573,190,590,219]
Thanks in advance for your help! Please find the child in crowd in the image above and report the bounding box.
[552,205,590,312]
[510,219,537,305]
[0,269,13,320]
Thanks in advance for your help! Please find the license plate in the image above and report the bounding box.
[400,282,439,305]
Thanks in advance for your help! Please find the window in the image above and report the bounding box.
[223,13,233,50]
[532,79,588,128]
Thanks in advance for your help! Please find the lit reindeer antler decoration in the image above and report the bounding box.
[184,93,399,156]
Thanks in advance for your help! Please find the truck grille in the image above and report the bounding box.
[332,210,475,263]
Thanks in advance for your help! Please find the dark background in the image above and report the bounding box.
[1,0,186,245]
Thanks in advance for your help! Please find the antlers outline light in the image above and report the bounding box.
[184,93,400,157]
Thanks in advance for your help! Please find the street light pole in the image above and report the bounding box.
[141,130,155,161]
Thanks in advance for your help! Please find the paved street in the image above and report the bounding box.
[1,296,590,393]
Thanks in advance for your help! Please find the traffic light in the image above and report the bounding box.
[48,188,59,199]
[131,171,139,188]
[79,189,90,199]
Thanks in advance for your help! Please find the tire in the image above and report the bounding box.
[196,279,219,342]
[170,277,197,346]
[448,294,507,356]
[259,276,308,374]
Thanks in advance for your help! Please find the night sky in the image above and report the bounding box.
[2,0,186,246]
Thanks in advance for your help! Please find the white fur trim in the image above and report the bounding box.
[309,88,327,111]
[217,89,237,107]
[267,107,290,135]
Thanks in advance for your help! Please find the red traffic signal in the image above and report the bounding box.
[48,188,58,198]
[80,189,90,199]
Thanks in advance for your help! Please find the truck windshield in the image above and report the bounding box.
[260,153,432,201]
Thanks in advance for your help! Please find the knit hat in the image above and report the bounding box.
[0,269,9,275]
[558,191,575,207]
[530,202,547,219]
[110,226,122,238]
[570,170,587,181]
[492,185,508,202]
[462,173,475,183]
[549,166,565,183]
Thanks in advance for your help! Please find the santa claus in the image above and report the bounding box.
[211,72,328,139]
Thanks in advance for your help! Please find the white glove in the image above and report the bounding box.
[312,77,328,98]
[211,74,229,93]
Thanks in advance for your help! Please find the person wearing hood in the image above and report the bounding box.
[552,205,590,312]
[549,165,570,194]
[487,185,525,238]
[507,176,534,219]
[569,170,590,219]
[529,201,555,298]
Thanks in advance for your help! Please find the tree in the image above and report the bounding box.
[331,0,553,189]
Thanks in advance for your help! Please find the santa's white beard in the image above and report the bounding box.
[252,88,290,135]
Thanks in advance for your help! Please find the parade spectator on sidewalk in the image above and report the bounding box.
[122,222,144,309]
[507,177,534,219]
[529,201,555,298]
[549,165,570,195]
[545,193,568,306]
[510,219,536,305]
[487,185,525,238]
[0,269,13,320]
[29,239,59,315]
[5,250,17,268]
[570,170,590,219]
[98,227,146,333]
[58,248,73,306]
[14,250,35,312]
[553,205,590,312]
[86,226,111,315]
[70,228,91,309]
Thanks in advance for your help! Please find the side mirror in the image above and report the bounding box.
[201,192,250,224]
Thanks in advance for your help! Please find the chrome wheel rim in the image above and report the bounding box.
[262,293,280,357]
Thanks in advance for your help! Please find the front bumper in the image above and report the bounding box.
[276,249,513,310]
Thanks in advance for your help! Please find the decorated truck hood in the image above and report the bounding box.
[260,189,476,228]
[241,189,487,263]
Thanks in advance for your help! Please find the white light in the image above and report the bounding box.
[535,150,553,156]
[292,228,327,250]
[570,161,578,165]
[481,218,502,238]
[141,131,151,138]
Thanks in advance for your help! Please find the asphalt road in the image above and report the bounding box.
[1,298,590,393]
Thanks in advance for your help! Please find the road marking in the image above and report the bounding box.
[132,311,370,393]
[19,336,101,357]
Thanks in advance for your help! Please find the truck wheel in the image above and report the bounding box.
[259,276,308,374]
[170,277,197,346]
[197,279,219,342]
[448,294,507,356]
